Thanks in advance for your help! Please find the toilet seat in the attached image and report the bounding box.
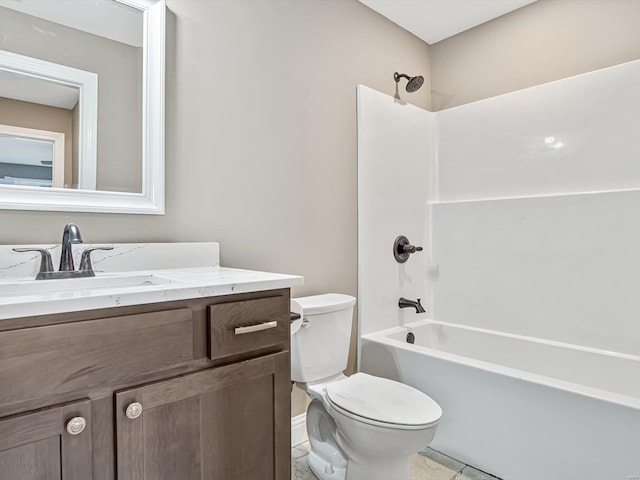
[325,373,442,430]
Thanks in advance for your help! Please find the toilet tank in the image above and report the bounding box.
[291,294,356,383]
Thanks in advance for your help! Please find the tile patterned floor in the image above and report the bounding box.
[291,442,501,480]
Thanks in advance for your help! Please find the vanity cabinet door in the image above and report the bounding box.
[116,351,290,480]
[0,399,92,480]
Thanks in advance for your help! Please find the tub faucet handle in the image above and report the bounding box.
[403,244,423,254]
[393,235,423,263]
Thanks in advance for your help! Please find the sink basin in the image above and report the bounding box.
[0,274,174,298]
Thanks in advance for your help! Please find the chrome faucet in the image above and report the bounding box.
[398,297,426,313]
[13,223,113,280]
[60,223,83,271]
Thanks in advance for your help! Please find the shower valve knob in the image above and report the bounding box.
[403,245,423,254]
[393,235,423,263]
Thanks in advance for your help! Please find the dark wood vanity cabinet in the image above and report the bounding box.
[0,289,291,480]
[116,352,290,480]
[0,400,92,480]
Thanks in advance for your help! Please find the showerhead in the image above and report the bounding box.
[406,75,424,92]
[394,72,424,93]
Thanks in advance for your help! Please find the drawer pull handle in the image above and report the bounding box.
[234,321,278,335]
[66,416,87,435]
[125,402,143,420]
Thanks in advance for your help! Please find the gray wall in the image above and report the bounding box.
[430,0,640,110]
[2,0,639,419]
[0,0,431,416]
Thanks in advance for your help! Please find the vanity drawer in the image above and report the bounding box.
[208,295,288,360]
[0,308,194,410]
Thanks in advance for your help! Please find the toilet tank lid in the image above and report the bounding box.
[293,293,356,315]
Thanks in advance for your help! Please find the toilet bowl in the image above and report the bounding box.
[291,294,442,480]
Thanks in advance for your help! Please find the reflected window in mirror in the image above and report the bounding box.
[0,125,64,188]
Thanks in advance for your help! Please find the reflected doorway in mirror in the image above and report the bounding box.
[0,124,65,188]
[0,50,97,189]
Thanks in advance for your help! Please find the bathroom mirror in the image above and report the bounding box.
[0,0,164,214]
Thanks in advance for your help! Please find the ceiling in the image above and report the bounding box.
[0,70,79,110]
[0,0,143,47]
[358,0,537,45]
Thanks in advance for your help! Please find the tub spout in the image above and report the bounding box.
[398,297,426,313]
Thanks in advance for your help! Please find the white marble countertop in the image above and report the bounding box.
[0,266,304,320]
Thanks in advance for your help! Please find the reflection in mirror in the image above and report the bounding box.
[0,53,96,189]
[0,0,144,193]
[0,125,63,188]
[0,0,164,214]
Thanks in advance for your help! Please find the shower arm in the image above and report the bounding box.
[394,72,411,83]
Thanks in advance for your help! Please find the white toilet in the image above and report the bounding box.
[291,293,442,480]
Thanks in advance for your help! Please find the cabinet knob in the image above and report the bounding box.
[66,416,87,435]
[125,402,143,420]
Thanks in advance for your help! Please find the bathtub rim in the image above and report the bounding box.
[361,319,640,411]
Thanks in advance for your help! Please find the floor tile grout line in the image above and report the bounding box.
[450,465,467,480]
[428,446,502,480]
[429,446,467,466]
[292,442,503,480]
[458,463,503,480]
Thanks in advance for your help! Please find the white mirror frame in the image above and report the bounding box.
[0,0,165,215]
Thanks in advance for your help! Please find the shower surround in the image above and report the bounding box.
[357,59,640,480]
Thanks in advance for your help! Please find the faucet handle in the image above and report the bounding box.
[13,248,54,279]
[79,246,114,274]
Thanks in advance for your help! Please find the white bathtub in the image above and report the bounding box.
[360,320,640,480]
